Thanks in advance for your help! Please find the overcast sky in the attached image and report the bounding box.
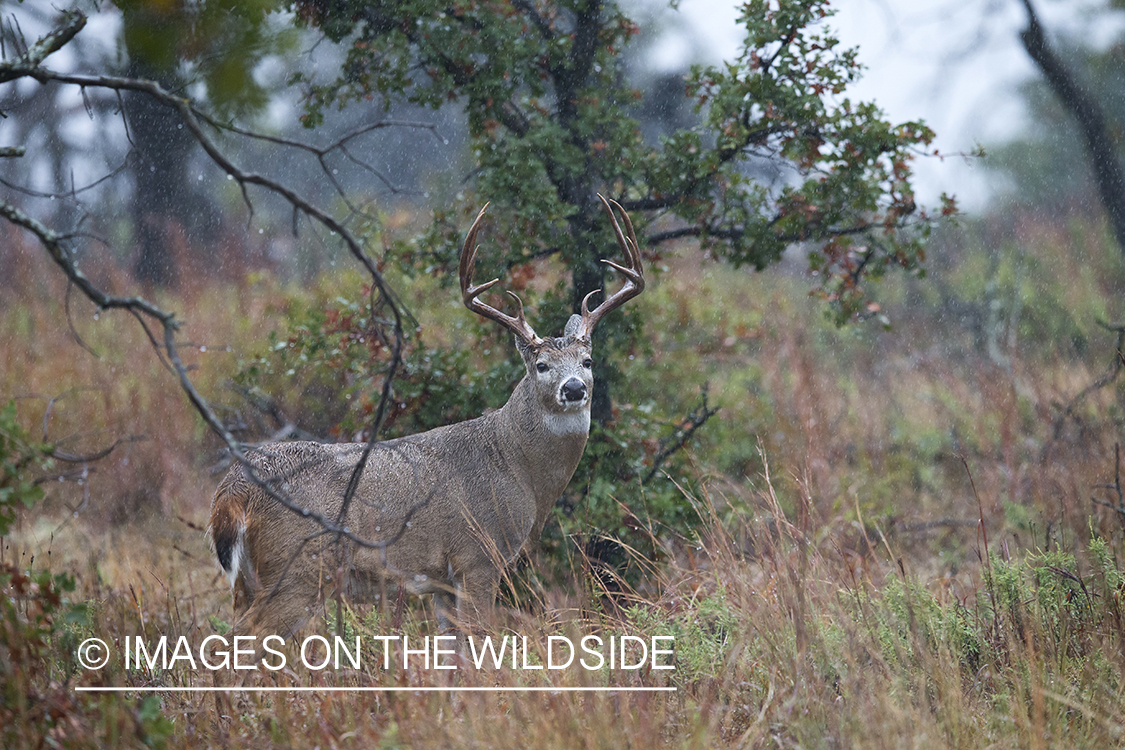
[650,0,1125,212]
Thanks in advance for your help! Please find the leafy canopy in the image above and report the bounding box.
[113,0,293,114]
[291,0,948,321]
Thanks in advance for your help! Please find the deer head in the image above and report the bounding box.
[458,194,645,429]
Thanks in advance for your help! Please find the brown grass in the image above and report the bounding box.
[3,220,1125,748]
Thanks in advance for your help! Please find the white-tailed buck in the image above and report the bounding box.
[209,195,644,640]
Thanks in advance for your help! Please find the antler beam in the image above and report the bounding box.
[575,195,646,340]
[458,204,545,347]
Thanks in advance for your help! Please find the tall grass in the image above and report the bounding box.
[3,211,1125,747]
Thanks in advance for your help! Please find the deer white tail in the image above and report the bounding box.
[209,480,249,588]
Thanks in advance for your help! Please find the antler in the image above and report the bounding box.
[575,194,646,340]
[459,204,544,347]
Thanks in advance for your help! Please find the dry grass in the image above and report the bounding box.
[3,221,1125,748]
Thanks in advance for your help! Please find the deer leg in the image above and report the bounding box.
[433,586,457,634]
[232,572,254,615]
[456,567,499,639]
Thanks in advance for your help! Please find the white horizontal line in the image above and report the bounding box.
[75,686,676,693]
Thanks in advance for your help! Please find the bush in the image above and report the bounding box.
[0,400,174,748]
[0,400,51,536]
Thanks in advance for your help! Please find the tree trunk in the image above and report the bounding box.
[1020,0,1125,256]
[124,59,197,288]
[120,3,220,289]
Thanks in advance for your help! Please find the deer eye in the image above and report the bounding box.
[536,362,549,373]
[582,358,592,369]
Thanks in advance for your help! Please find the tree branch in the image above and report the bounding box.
[642,387,719,485]
[0,9,85,83]
[1047,320,1125,447]
[1092,443,1125,528]
[195,113,439,202]
[0,12,413,554]
[512,0,556,40]
[645,218,881,247]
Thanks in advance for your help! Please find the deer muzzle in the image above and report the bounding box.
[560,378,588,404]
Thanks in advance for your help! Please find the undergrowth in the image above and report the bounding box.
[2,209,1125,746]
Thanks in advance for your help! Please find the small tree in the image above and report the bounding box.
[294,0,942,377]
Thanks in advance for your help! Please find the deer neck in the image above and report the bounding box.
[496,377,589,503]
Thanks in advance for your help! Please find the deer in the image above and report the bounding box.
[208,195,644,645]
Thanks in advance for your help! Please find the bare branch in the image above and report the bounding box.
[0,200,175,323]
[0,9,84,82]
[1047,320,1125,448]
[49,435,146,464]
[62,280,99,357]
[1092,443,1125,527]
[194,111,438,203]
[0,11,410,554]
[642,386,719,485]
[1092,497,1125,518]
[0,154,131,200]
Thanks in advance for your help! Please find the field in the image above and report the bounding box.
[3,213,1125,748]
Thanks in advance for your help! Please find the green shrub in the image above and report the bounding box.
[626,589,738,684]
[0,400,51,536]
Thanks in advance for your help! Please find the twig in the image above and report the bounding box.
[0,155,131,200]
[0,8,84,81]
[1092,442,1125,527]
[642,386,719,484]
[194,111,438,207]
[63,280,98,357]
[48,435,146,464]
[1047,320,1125,449]
[961,452,1002,648]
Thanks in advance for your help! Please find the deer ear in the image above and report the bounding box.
[514,334,537,367]
[564,314,583,337]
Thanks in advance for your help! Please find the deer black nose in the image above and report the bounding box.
[561,378,587,403]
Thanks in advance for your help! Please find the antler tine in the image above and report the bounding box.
[458,204,543,347]
[577,195,646,338]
